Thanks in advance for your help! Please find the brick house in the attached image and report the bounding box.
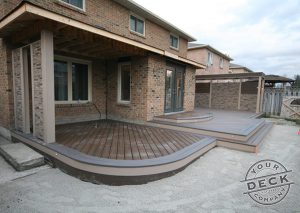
[187,43,233,75]
[229,63,254,74]
[0,0,205,142]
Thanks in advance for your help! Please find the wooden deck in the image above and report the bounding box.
[55,120,206,160]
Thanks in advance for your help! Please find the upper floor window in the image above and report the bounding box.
[207,52,213,67]
[170,34,179,49]
[219,58,224,69]
[130,15,145,36]
[60,0,85,10]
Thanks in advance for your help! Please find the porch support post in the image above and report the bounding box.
[256,76,262,113]
[209,80,212,108]
[260,78,265,112]
[237,79,242,110]
[41,30,55,143]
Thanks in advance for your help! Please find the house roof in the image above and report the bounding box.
[187,43,233,61]
[229,63,254,73]
[113,0,196,42]
[264,75,295,83]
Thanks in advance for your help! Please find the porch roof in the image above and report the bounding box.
[0,2,205,68]
[196,72,265,81]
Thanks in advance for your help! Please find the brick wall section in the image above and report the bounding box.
[211,83,239,110]
[183,65,195,111]
[106,56,149,122]
[31,40,44,139]
[12,48,23,131]
[195,93,209,108]
[146,54,166,120]
[240,94,257,112]
[187,48,230,75]
[1,0,188,58]
[0,40,14,132]
[55,60,107,124]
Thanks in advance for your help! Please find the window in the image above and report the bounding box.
[207,52,213,67]
[54,56,91,103]
[170,34,179,49]
[118,63,131,103]
[60,0,84,10]
[130,15,145,36]
[219,58,224,69]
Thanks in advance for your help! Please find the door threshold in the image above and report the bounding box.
[164,111,184,115]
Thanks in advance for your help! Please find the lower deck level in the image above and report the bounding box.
[11,109,272,185]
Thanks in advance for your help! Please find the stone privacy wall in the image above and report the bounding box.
[0,39,13,138]
[1,0,188,58]
[195,93,209,108]
[240,94,257,112]
[55,60,107,124]
[195,82,258,112]
[31,41,44,140]
[211,83,239,110]
[183,65,196,111]
[12,48,23,131]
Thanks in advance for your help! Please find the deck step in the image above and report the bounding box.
[246,122,273,146]
[0,143,45,171]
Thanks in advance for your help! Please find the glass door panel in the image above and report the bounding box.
[165,70,173,112]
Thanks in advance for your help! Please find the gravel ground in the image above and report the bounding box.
[0,124,299,213]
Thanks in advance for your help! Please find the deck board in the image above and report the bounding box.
[56,120,205,160]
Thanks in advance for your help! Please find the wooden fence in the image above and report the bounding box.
[263,88,300,116]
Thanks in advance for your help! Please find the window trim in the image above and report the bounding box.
[54,55,92,104]
[59,0,86,11]
[170,34,179,50]
[129,13,146,37]
[117,62,131,105]
[207,51,213,67]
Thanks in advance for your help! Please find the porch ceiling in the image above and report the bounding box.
[0,2,205,68]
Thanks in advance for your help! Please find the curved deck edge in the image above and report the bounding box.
[11,131,216,185]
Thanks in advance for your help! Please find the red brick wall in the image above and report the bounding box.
[55,60,107,124]
[0,39,14,130]
[1,0,188,58]
[188,48,230,75]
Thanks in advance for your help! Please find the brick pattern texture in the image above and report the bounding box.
[195,82,258,112]
[12,48,23,131]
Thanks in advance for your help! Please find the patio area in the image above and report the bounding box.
[55,120,207,160]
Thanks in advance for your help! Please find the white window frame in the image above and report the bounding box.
[129,13,146,37]
[207,51,213,67]
[170,34,179,50]
[117,62,131,104]
[59,0,86,11]
[54,55,92,104]
[220,58,224,69]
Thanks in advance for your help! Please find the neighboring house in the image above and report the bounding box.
[0,0,205,142]
[187,43,233,75]
[229,63,254,74]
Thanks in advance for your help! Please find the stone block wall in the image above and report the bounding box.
[240,94,257,112]
[211,83,239,110]
[12,48,23,132]
[31,41,44,140]
[195,93,209,108]
[183,65,196,111]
